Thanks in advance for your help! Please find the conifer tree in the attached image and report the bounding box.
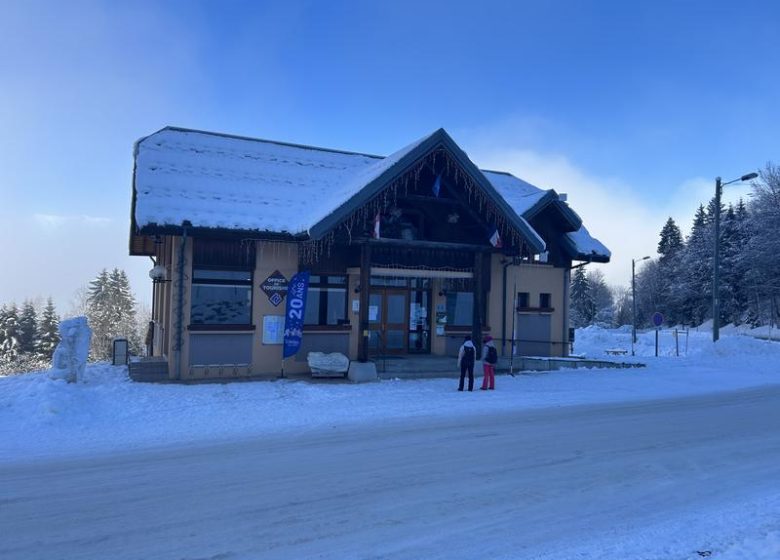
[653,218,684,324]
[18,301,38,355]
[86,268,141,359]
[657,217,683,262]
[570,267,596,327]
[679,205,712,325]
[37,298,60,360]
[0,304,22,361]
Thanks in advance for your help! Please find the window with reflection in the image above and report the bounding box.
[305,275,348,326]
[191,268,253,325]
[443,278,486,326]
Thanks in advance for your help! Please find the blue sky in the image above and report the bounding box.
[1,0,778,310]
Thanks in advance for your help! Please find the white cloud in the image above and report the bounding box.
[33,214,112,228]
[469,147,743,289]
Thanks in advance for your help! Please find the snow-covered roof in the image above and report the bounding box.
[482,170,549,217]
[133,128,382,235]
[132,127,609,260]
[565,225,612,261]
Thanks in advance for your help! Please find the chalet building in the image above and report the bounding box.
[129,127,609,381]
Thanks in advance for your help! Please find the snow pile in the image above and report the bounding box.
[574,324,780,363]
[49,316,92,383]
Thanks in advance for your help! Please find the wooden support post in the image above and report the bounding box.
[472,251,483,354]
[358,243,371,362]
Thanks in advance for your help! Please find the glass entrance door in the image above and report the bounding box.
[368,289,408,355]
[408,288,431,353]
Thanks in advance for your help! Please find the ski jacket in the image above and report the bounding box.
[457,340,476,367]
[481,340,497,363]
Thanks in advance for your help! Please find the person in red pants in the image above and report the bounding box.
[480,335,497,390]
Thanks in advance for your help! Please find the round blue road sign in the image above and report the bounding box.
[652,312,664,327]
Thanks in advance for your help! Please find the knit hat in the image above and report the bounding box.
[483,335,493,343]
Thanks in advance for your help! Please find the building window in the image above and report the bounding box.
[517,292,530,309]
[539,293,551,309]
[191,268,253,325]
[305,275,347,326]
[446,292,474,327]
[443,279,486,327]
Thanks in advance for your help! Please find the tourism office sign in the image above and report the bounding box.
[261,270,288,307]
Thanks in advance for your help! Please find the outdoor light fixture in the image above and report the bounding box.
[632,255,651,356]
[149,264,169,283]
[712,171,759,342]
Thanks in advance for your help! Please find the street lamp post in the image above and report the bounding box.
[712,172,758,342]
[632,255,650,356]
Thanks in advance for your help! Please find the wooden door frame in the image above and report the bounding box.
[368,288,409,356]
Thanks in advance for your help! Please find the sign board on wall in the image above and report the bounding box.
[262,315,284,344]
[261,270,289,307]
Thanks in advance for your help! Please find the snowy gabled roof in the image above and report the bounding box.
[132,127,383,236]
[131,127,609,261]
[562,225,612,263]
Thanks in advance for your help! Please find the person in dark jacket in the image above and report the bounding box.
[480,335,497,390]
[457,335,476,391]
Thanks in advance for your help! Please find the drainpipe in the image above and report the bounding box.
[174,224,188,380]
[501,257,520,356]
[562,267,571,356]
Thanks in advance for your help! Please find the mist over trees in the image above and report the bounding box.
[572,162,780,331]
[1,268,146,374]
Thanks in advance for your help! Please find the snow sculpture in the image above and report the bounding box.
[50,316,92,383]
[307,352,350,377]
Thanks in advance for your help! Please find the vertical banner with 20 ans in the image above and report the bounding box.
[283,271,310,359]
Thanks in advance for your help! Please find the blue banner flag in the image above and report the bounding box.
[432,174,441,197]
[283,271,310,359]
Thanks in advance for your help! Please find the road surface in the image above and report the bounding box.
[2,387,779,559]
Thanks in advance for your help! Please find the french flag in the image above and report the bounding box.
[489,226,502,248]
[432,174,441,197]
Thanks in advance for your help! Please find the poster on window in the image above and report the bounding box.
[283,271,310,359]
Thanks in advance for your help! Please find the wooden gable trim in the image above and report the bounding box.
[307,129,546,254]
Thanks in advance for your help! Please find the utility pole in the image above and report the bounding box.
[713,177,722,342]
[712,172,757,342]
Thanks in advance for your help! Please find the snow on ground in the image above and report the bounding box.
[0,328,780,560]
[0,328,778,462]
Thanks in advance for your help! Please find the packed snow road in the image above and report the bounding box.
[2,386,779,560]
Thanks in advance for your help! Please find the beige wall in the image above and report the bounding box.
[158,238,571,380]
[486,255,569,358]
[250,242,304,376]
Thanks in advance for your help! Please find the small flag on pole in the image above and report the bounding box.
[432,174,441,197]
[373,211,381,239]
[489,226,502,248]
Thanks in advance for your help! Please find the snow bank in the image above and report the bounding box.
[1,327,779,463]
